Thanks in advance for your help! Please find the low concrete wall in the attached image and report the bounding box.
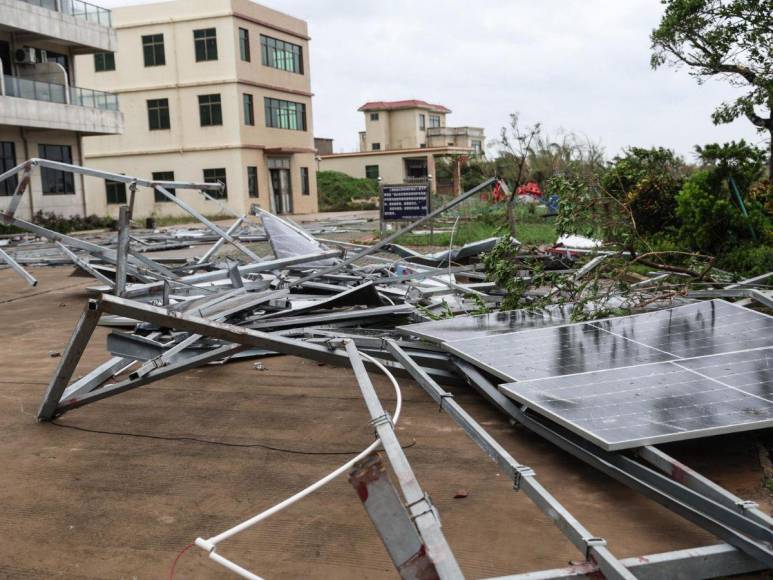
[0,95,123,135]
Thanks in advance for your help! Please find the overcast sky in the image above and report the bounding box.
[98,0,763,160]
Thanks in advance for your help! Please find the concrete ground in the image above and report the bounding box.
[1,267,771,579]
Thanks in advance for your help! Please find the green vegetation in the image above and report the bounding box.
[149,214,233,227]
[317,170,378,212]
[0,211,116,236]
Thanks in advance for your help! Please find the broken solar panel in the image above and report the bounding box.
[442,300,773,382]
[500,348,773,450]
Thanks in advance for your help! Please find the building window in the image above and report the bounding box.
[239,28,250,62]
[147,98,170,130]
[429,114,441,128]
[38,144,74,195]
[472,140,483,156]
[152,171,175,202]
[203,168,227,199]
[194,28,218,62]
[300,167,310,195]
[369,112,379,121]
[142,34,165,67]
[243,93,254,126]
[260,34,303,73]
[419,113,425,130]
[247,166,258,197]
[94,52,115,72]
[404,157,428,179]
[371,143,381,151]
[0,142,18,196]
[264,97,307,131]
[105,180,126,204]
[365,165,379,179]
[199,94,222,126]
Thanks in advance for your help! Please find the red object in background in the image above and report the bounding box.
[516,181,543,197]
[491,181,506,202]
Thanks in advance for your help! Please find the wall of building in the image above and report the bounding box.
[318,151,436,189]
[360,108,448,151]
[0,126,87,219]
[75,0,317,218]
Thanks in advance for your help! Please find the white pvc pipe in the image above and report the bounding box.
[195,349,403,578]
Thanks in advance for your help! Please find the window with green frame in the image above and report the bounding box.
[203,168,227,199]
[247,166,258,197]
[0,142,18,196]
[38,144,74,195]
[199,94,222,126]
[94,52,115,72]
[194,28,218,61]
[260,34,303,73]
[243,93,254,125]
[147,98,170,130]
[264,97,306,131]
[142,34,165,67]
[300,167,310,195]
[105,180,127,204]
[239,28,250,62]
[152,171,175,202]
[365,165,379,179]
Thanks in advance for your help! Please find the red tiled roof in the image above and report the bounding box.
[358,100,451,113]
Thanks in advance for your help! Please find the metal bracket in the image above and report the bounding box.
[513,465,535,490]
[438,392,454,411]
[370,412,394,430]
[405,493,438,523]
[584,537,608,561]
[736,499,759,512]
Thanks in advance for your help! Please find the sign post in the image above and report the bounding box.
[381,183,430,243]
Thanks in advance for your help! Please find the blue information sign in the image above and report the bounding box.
[382,184,429,221]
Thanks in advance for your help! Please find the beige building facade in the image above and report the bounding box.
[319,99,484,192]
[76,0,318,219]
[0,0,123,219]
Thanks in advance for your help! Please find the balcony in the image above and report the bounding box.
[1,0,116,53]
[426,126,485,139]
[19,0,111,26]
[0,75,123,135]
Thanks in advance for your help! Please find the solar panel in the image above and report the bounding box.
[398,304,574,344]
[499,347,773,450]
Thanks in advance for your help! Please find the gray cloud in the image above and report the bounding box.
[97,0,764,160]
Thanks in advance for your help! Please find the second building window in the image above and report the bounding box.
[147,98,170,130]
[243,93,254,126]
[203,168,227,199]
[199,94,222,126]
[194,28,218,61]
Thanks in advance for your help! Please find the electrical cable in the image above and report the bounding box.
[192,348,404,580]
[50,420,415,456]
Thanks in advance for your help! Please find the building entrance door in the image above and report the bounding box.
[268,158,293,214]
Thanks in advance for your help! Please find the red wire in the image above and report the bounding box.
[168,543,194,580]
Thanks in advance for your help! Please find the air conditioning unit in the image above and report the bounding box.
[14,47,37,65]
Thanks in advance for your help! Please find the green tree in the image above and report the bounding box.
[601,147,688,235]
[651,0,773,177]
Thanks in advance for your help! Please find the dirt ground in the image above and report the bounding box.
[0,267,771,579]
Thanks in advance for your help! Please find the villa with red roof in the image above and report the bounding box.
[317,99,484,194]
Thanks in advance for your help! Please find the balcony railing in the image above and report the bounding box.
[3,75,119,111]
[18,0,112,27]
[426,126,485,138]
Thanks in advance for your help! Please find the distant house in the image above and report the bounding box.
[318,99,484,193]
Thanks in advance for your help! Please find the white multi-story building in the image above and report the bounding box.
[76,0,318,219]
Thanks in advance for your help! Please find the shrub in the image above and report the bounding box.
[0,211,116,236]
[675,170,771,255]
[316,170,379,212]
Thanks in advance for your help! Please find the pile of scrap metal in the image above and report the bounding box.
[11,160,773,579]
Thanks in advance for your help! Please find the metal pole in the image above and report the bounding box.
[55,242,115,287]
[196,216,245,265]
[115,205,130,296]
[387,341,634,580]
[290,177,498,287]
[0,247,37,287]
[349,453,438,580]
[343,340,464,579]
